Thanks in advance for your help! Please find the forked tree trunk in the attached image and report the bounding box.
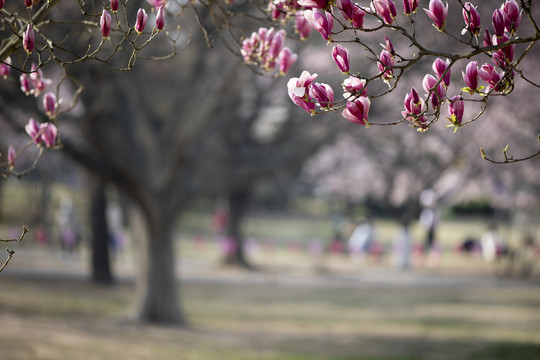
[224,187,254,270]
[130,206,186,325]
[90,178,113,284]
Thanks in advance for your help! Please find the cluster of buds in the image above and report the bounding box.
[287,71,335,113]
[20,63,52,97]
[241,27,297,76]
[268,0,301,22]
[101,4,165,38]
[25,118,57,148]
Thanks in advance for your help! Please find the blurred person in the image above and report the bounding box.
[348,216,376,263]
[419,189,439,253]
[480,222,506,263]
[54,197,81,255]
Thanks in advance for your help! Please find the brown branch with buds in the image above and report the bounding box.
[0,226,29,273]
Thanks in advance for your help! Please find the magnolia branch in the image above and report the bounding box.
[0,226,29,273]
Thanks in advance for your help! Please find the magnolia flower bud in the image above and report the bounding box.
[332,45,350,74]
[40,123,57,148]
[8,146,16,167]
[0,57,11,79]
[43,92,57,118]
[110,0,119,12]
[156,5,165,31]
[424,0,448,31]
[135,8,148,34]
[100,10,112,38]
[23,24,34,54]
[25,0,32,8]
[341,97,370,125]
[25,118,41,144]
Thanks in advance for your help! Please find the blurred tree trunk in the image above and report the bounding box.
[90,177,113,284]
[131,205,185,324]
[224,187,254,269]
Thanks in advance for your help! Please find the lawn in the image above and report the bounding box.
[1,274,540,360]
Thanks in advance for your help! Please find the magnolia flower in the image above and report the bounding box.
[40,123,57,148]
[295,12,312,40]
[100,10,112,38]
[447,96,464,126]
[492,9,506,38]
[297,0,327,9]
[402,0,419,15]
[20,74,32,95]
[341,97,370,125]
[278,48,297,75]
[147,0,167,10]
[269,30,286,60]
[501,0,521,34]
[382,36,395,58]
[372,0,397,25]
[351,5,367,28]
[0,0,4,10]
[287,71,318,114]
[424,0,448,31]
[25,118,41,144]
[483,28,493,47]
[337,0,355,22]
[332,44,350,74]
[43,92,57,118]
[422,74,445,109]
[135,8,148,34]
[24,0,32,8]
[462,61,481,94]
[111,0,119,12]
[23,24,34,54]
[343,76,367,97]
[432,58,451,87]
[402,87,427,127]
[377,50,394,84]
[30,63,51,97]
[156,5,165,31]
[304,9,333,42]
[0,57,11,79]
[462,2,481,36]
[478,63,505,92]
[7,146,16,167]
[309,82,334,109]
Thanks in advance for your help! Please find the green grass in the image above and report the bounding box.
[1,277,540,360]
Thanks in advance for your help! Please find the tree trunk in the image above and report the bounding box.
[90,178,114,284]
[224,187,254,270]
[131,206,186,325]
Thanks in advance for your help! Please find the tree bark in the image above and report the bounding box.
[90,177,114,284]
[224,187,254,270]
[130,206,186,325]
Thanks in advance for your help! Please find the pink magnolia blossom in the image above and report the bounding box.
[351,5,367,28]
[147,0,167,10]
[304,9,333,42]
[156,5,165,31]
[43,92,57,118]
[462,2,481,36]
[24,0,32,8]
[332,44,350,74]
[377,50,394,84]
[0,57,11,79]
[7,146,16,167]
[447,96,464,126]
[501,0,521,34]
[20,74,32,95]
[382,36,395,58]
[287,71,318,114]
[295,11,312,40]
[372,0,397,25]
[432,58,451,87]
[309,82,334,109]
[341,97,370,125]
[269,30,286,60]
[492,9,507,38]
[422,74,445,109]
[343,76,367,97]
[278,48,297,75]
[337,0,355,22]
[297,0,327,9]
[23,24,34,54]
[111,0,119,12]
[0,0,4,10]
[25,118,41,144]
[402,0,418,15]
[478,63,505,92]
[462,61,481,94]
[402,87,427,127]
[483,28,493,47]
[40,123,57,148]
[135,8,148,34]
[424,0,448,31]
[30,63,51,97]
[100,10,112,38]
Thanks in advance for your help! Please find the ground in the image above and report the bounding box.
[1,244,540,360]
